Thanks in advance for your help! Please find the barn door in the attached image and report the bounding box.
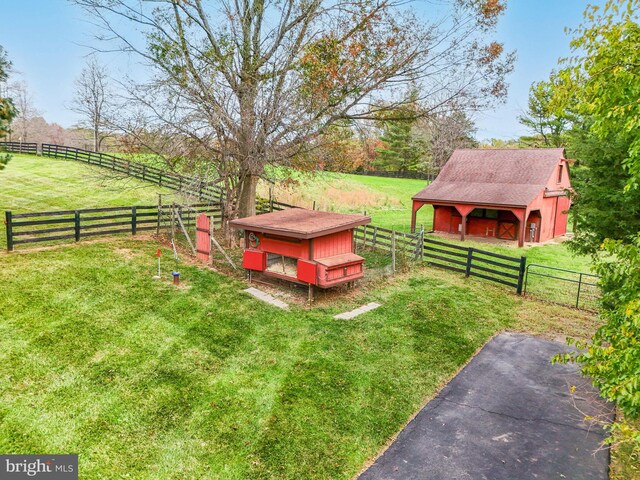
[196,214,211,262]
[497,221,517,240]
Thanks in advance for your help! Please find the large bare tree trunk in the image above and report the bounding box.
[237,173,259,218]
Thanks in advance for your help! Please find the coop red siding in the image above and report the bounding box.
[313,230,353,258]
[252,232,310,260]
[297,259,318,284]
[243,250,266,271]
[231,209,370,289]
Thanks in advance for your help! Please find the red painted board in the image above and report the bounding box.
[243,249,265,271]
[297,259,317,285]
[196,214,210,262]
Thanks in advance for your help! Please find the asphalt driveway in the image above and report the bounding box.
[359,333,613,480]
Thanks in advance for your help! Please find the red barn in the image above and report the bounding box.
[230,208,370,288]
[411,148,572,247]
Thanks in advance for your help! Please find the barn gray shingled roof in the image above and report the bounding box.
[412,148,566,207]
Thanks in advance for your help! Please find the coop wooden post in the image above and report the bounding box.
[391,230,396,273]
[170,204,176,242]
[308,283,315,303]
[5,211,13,251]
[156,194,162,235]
[74,211,81,242]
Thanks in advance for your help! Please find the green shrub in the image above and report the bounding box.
[557,235,640,453]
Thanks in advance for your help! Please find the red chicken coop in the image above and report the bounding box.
[230,208,371,289]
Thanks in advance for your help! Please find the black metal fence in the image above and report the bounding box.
[354,224,526,293]
[524,263,600,311]
[4,204,222,250]
[0,141,38,155]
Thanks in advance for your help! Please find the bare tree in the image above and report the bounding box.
[75,0,513,218]
[418,110,478,173]
[70,58,112,152]
[9,80,40,142]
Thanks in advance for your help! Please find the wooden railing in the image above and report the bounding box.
[5,204,222,250]
[0,141,38,155]
[354,224,526,293]
[41,144,225,203]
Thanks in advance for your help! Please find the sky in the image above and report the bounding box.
[0,0,604,141]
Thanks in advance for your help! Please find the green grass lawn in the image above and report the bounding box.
[0,154,171,212]
[0,154,173,248]
[0,238,599,479]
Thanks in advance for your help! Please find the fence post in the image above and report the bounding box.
[420,225,424,261]
[5,211,13,251]
[516,256,527,294]
[74,211,81,242]
[576,272,583,308]
[142,165,146,181]
[391,230,396,273]
[465,247,473,277]
[132,206,137,236]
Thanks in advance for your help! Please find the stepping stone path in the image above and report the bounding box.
[334,302,381,320]
[244,287,289,309]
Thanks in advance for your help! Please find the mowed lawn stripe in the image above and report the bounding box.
[0,239,598,479]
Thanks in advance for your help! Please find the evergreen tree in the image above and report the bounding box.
[0,46,17,170]
[374,120,426,172]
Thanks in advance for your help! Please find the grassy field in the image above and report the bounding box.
[0,154,171,212]
[0,154,173,248]
[0,238,599,479]
[1,154,629,478]
[257,168,433,231]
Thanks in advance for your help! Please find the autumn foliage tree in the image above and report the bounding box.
[75,0,513,218]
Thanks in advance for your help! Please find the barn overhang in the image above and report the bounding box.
[411,199,529,247]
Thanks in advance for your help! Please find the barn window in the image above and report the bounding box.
[470,209,498,219]
[557,164,563,183]
[266,253,298,277]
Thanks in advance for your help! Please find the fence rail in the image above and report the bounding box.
[352,170,436,181]
[40,144,225,203]
[5,142,537,298]
[524,263,600,310]
[355,224,526,293]
[5,203,223,250]
[0,141,38,155]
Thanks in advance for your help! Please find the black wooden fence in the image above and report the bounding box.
[7,142,528,294]
[0,141,38,155]
[352,170,436,181]
[355,224,526,293]
[5,204,223,250]
[41,144,225,203]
